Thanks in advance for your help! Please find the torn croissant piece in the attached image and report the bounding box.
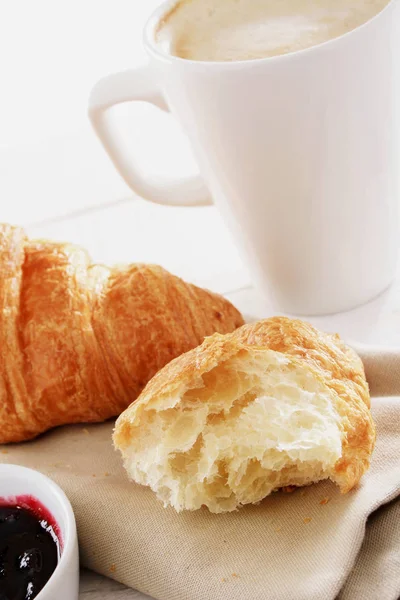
[0,223,244,443]
[114,317,375,513]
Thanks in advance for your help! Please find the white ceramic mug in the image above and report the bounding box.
[89,0,400,315]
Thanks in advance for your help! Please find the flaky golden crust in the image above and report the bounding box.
[0,224,31,443]
[115,317,375,495]
[0,224,244,443]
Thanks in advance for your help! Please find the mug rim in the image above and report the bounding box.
[0,463,77,600]
[144,0,395,67]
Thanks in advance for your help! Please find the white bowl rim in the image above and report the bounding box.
[0,463,77,599]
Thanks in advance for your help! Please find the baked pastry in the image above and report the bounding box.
[0,223,243,444]
[114,317,375,513]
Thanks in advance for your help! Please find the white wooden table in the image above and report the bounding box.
[2,1,400,597]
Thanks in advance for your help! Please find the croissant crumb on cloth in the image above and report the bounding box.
[114,317,376,513]
[0,223,244,444]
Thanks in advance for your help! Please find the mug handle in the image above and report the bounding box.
[88,67,212,207]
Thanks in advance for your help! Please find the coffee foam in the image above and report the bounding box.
[156,0,390,61]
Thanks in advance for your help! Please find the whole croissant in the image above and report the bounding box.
[0,223,244,443]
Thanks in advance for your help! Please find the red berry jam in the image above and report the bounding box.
[0,496,61,600]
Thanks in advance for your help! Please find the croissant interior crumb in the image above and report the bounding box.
[119,349,342,513]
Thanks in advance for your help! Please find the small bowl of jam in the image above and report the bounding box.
[0,465,79,600]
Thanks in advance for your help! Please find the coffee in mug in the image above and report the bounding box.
[156,0,390,61]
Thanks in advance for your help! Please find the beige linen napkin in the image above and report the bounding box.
[339,496,400,600]
[0,351,399,600]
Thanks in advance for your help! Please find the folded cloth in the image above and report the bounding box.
[338,496,400,600]
[358,347,400,397]
[0,349,399,600]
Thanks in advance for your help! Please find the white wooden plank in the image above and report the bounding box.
[0,131,129,225]
[26,200,250,296]
[0,108,203,227]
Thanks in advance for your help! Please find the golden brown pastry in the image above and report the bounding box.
[114,317,375,513]
[0,223,243,443]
